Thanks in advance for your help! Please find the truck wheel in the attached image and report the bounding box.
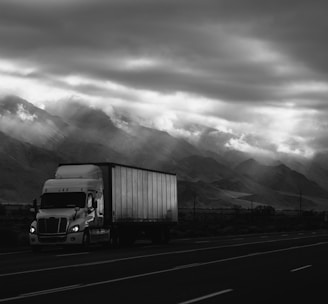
[151,228,162,244]
[110,228,119,248]
[102,230,112,249]
[31,245,42,253]
[82,231,90,249]
[162,226,170,244]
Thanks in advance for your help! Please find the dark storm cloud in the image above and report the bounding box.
[1,0,326,101]
[252,1,328,76]
[0,0,310,100]
[1,0,328,157]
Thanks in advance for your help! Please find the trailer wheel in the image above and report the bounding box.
[118,228,136,246]
[151,226,170,244]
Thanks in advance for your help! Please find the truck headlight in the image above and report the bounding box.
[29,226,36,234]
[69,225,80,233]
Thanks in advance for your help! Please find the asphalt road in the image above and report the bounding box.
[1,230,328,303]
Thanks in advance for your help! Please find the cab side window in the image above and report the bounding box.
[87,194,93,209]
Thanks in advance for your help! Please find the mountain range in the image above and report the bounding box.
[1,95,328,211]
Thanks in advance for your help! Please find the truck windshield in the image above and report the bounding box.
[41,192,86,209]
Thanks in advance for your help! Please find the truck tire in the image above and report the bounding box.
[82,230,90,249]
[162,226,170,244]
[118,228,136,246]
[31,245,42,253]
[102,230,112,249]
[151,227,162,244]
[151,226,170,244]
[110,228,119,248]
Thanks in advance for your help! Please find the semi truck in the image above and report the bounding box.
[29,163,178,252]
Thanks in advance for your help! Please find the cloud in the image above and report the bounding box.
[16,104,37,122]
[1,0,328,158]
[0,96,65,147]
[225,136,275,158]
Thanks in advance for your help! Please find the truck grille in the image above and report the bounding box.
[38,218,68,234]
[38,235,67,243]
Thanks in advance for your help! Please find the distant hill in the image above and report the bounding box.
[235,159,328,199]
[47,101,202,170]
[0,131,64,202]
[1,95,328,211]
[0,97,207,203]
[178,180,246,209]
[176,155,235,182]
[0,95,67,148]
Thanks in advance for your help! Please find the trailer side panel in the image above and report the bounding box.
[111,165,177,223]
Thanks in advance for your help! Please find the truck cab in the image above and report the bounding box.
[29,164,109,252]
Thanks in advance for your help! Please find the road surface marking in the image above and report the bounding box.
[0,250,30,256]
[0,285,82,303]
[22,284,82,296]
[1,234,327,278]
[178,289,233,304]
[56,252,89,257]
[290,265,312,272]
[173,263,200,270]
[0,243,325,302]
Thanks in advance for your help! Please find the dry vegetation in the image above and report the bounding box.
[1,204,327,249]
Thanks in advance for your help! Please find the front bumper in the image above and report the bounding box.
[29,231,84,246]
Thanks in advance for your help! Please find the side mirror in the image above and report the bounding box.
[92,199,98,209]
[74,206,80,220]
[31,199,38,218]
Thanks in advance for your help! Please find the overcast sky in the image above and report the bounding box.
[1,0,328,159]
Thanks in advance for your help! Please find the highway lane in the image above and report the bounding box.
[0,230,328,303]
[0,230,324,276]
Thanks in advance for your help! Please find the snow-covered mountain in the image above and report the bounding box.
[1,95,328,210]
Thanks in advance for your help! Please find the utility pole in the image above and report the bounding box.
[299,188,302,216]
[193,195,196,222]
[250,200,254,222]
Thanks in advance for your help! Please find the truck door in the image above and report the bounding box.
[87,192,104,227]
[95,191,104,226]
